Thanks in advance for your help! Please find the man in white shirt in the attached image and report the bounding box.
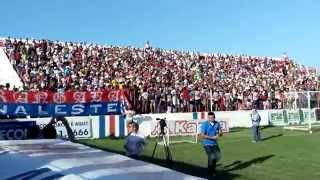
[250,108,261,143]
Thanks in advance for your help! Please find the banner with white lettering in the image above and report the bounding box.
[0,121,36,140]
[150,120,229,137]
[0,102,122,117]
[0,89,130,116]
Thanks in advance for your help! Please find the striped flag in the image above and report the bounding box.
[193,112,207,134]
[99,115,127,138]
[192,112,207,120]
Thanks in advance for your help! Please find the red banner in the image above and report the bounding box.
[0,89,130,104]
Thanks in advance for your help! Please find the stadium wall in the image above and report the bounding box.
[10,108,320,140]
[133,111,269,137]
[16,115,127,139]
[12,110,268,139]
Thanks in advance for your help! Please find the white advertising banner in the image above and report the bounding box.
[150,119,198,137]
[19,117,93,139]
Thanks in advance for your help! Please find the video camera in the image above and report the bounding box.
[156,118,167,135]
[152,117,173,165]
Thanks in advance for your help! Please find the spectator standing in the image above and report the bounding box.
[250,108,261,143]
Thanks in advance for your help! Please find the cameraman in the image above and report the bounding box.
[200,112,223,177]
[124,121,146,158]
[41,117,57,139]
[157,118,167,135]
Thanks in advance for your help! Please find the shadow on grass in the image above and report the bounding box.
[227,129,245,133]
[261,125,276,130]
[79,140,240,179]
[223,160,242,169]
[132,154,274,180]
[139,155,241,180]
[224,155,275,172]
[79,140,275,180]
[79,140,275,179]
[261,134,283,141]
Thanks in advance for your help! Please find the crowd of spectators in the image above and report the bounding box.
[2,37,319,114]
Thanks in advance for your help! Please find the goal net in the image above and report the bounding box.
[282,91,320,133]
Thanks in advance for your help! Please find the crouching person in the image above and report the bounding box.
[42,117,75,141]
[124,121,146,159]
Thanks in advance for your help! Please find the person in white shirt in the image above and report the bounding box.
[141,90,149,113]
[124,121,146,159]
[250,108,261,143]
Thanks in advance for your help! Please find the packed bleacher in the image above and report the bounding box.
[1,37,319,114]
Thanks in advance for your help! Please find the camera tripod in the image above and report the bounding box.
[151,130,173,166]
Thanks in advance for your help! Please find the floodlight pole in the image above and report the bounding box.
[308,91,312,133]
[210,88,213,112]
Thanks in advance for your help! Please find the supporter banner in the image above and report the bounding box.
[0,121,36,140]
[0,90,129,104]
[0,102,122,117]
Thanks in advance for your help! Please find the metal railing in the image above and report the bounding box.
[129,89,320,114]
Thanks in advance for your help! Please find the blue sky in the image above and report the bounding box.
[1,0,319,68]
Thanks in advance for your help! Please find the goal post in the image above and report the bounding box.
[282,91,320,133]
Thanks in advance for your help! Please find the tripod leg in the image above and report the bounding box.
[162,134,173,164]
[152,134,161,159]
[151,141,158,159]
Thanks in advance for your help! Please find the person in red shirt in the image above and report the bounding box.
[181,87,190,112]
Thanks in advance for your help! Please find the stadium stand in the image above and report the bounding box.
[1,37,319,114]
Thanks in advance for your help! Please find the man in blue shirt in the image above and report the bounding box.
[124,121,146,159]
[200,111,223,177]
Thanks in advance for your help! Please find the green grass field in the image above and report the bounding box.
[79,127,320,180]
